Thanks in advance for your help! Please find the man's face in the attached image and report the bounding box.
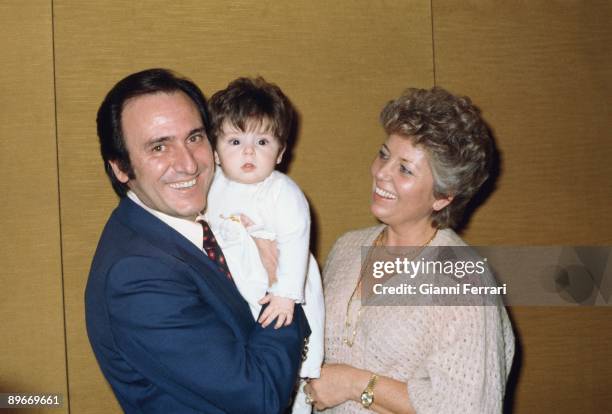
[110,91,214,221]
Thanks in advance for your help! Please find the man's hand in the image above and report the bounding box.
[258,294,295,329]
[252,236,278,286]
[242,214,278,286]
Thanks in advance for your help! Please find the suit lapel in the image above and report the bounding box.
[114,198,255,335]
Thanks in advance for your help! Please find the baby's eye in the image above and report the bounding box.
[257,139,269,145]
[378,149,389,159]
[230,139,240,145]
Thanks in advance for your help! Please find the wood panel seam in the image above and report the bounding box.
[51,0,71,412]
[430,0,437,86]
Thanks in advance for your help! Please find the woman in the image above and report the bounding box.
[304,87,514,413]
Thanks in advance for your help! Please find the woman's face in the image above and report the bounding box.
[370,134,449,229]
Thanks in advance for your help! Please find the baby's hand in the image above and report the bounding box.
[258,294,295,329]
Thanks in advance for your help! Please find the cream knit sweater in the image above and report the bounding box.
[319,225,515,414]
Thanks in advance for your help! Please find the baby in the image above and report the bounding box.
[205,77,324,414]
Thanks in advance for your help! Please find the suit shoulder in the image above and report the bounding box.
[89,211,181,282]
[92,214,146,263]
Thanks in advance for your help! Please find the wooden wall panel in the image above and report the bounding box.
[53,1,433,412]
[508,307,612,413]
[432,1,612,412]
[432,0,612,245]
[0,1,68,412]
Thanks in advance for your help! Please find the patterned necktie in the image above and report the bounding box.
[199,220,233,281]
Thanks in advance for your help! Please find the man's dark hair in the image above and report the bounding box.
[97,68,209,197]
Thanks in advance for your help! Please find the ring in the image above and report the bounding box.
[304,392,314,405]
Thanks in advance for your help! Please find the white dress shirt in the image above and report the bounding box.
[127,191,203,250]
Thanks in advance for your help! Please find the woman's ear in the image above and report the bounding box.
[432,195,454,212]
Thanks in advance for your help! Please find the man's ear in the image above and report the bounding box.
[433,195,454,212]
[276,147,286,165]
[109,160,130,184]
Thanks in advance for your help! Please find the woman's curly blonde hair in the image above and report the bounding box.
[380,87,493,228]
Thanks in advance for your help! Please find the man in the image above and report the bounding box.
[85,68,310,413]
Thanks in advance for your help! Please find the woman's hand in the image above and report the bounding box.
[304,363,369,411]
[305,364,414,413]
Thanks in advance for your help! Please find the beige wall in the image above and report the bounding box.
[2,1,610,412]
[433,0,612,246]
[0,1,68,413]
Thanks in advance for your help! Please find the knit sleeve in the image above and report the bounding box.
[265,174,311,302]
[406,306,511,414]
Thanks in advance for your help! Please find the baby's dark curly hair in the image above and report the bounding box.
[208,77,294,149]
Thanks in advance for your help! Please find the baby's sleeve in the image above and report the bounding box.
[264,175,311,303]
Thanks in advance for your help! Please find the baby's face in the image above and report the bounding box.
[214,121,285,184]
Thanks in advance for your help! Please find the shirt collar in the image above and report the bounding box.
[127,191,203,250]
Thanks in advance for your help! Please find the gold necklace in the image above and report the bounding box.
[342,227,438,347]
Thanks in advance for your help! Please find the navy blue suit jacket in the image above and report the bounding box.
[85,198,310,413]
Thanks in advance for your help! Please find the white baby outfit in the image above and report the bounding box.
[206,168,324,414]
